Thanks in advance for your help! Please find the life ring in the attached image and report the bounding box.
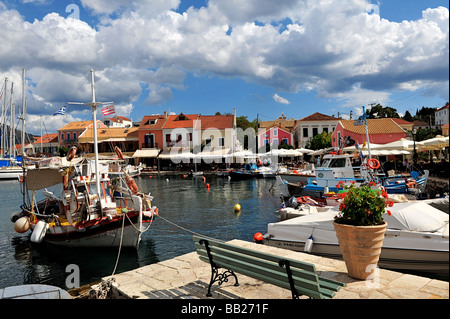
[368,158,380,170]
[66,146,77,161]
[115,146,124,160]
[125,175,138,194]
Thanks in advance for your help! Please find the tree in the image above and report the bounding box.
[236,116,257,130]
[413,106,435,125]
[402,110,413,122]
[365,104,400,119]
[308,132,332,150]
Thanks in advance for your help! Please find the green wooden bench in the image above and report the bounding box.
[193,236,346,299]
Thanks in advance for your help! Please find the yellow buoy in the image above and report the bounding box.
[234,203,241,213]
[14,217,31,233]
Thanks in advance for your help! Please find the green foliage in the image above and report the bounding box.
[366,104,400,119]
[236,116,257,130]
[309,132,332,150]
[334,184,392,226]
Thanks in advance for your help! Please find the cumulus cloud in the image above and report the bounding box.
[0,0,448,134]
[273,93,290,105]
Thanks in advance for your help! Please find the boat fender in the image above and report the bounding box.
[30,221,49,243]
[14,217,31,233]
[304,235,313,253]
[66,146,77,161]
[114,146,124,160]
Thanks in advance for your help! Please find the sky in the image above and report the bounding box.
[0,0,448,136]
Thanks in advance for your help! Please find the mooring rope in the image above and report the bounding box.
[156,214,225,243]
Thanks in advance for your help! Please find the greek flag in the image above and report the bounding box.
[53,106,66,116]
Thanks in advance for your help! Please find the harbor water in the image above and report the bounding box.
[0,175,281,290]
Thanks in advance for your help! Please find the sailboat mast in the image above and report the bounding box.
[362,105,371,159]
[21,69,26,157]
[2,78,7,158]
[10,82,15,161]
[90,69,101,201]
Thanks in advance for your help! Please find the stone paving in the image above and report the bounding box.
[100,239,449,300]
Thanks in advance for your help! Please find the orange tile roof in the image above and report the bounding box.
[298,112,338,122]
[340,118,404,134]
[33,133,58,144]
[78,127,138,142]
[197,115,234,130]
[163,113,200,129]
[58,120,105,131]
[139,115,168,129]
[392,118,413,125]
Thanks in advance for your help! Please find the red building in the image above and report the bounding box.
[258,125,293,148]
[332,118,406,147]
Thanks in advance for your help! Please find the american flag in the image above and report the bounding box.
[101,104,115,116]
[53,106,66,116]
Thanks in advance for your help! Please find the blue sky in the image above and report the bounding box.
[0,0,448,135]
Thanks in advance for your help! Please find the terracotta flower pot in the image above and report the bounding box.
[333,221,387,280]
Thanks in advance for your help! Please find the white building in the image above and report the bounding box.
[103,116,133,128]
[435,103,449,127]
[293,112,339,148]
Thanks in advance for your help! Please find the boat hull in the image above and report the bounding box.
[30,213,151,249]
[264,238,449,275]
[229,171,262,180]
[0,168,23,180]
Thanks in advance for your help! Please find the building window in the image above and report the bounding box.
[219,137,225,147]
[313,128,318,136]
[61,133,65,141]
[323,128,328,133]
[274,129,278,136]
[205,138,212,146]
[73,132,77,140]
[303,128,308,137]
[272,138,279,146]
[264,139,269,145]
[166,134,171,142]
[282,138,288,145]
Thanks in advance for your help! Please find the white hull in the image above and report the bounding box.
[41,223,144,248]
[277,173,313,184]
[265,238,449,275]
[264,201,449,275]
[0,167,22,179]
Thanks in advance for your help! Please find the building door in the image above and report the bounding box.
[145,134,155,148]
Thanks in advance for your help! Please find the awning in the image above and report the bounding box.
[158,150,195,160]
[132,149,160,158]
[196,148,232,159]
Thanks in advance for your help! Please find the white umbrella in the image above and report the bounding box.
[417,136,449,151]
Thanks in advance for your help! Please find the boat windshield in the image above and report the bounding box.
[321,158,347,168]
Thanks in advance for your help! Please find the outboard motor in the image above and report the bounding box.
[288,196,299,208]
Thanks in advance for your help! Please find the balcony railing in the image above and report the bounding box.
[166,141,192,148]
[141,143,159,149]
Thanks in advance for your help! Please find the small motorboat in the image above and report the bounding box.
[0,284,72,299]
[263,198,449,275]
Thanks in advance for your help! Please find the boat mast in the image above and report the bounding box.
[21,69,26,158]
[10,82,15,162]
[68,70,113,203]
[362,105,371,159]
[2,78,7,159]
[90,69,101,200]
